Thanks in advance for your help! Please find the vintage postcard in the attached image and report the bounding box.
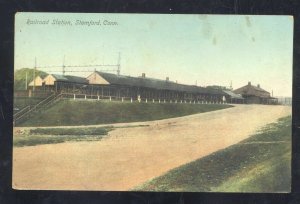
[13,13,293,192]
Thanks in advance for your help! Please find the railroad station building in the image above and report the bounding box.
[233,82,278,104]
[26,72,282,105]
[27,71,234,103]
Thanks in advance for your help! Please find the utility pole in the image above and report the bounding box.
[33,57,36,93]
[25,72,28,90]
[62,55,66,75]
[117,52,121,76]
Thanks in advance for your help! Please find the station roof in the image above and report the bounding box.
[96,71,221,94]
[222,90,244,99]
[233,82,270,98]
[52,74,88,84]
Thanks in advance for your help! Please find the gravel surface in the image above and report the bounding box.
[13,104,291,191]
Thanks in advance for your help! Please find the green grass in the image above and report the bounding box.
[14,97,45,110]
[13,126,113,147]
[29,126,113,135]
[134,116,291,192]
[19,100,232,126]
[211,152,291,192]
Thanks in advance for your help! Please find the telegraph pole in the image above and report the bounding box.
[33,57,36,93]
[62,55,66,75]
[30,53,120,75]
[25,72,28,90]
[117,52,121,76]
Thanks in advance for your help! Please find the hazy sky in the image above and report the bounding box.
[15,13,293,96]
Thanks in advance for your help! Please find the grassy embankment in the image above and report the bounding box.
[14,97,45,110]
[13,126,113,147]
[134,115,291,192]
[19,100,232,126]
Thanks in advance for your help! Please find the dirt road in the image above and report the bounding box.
[13,105,291,190]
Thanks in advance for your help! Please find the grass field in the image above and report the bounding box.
[13,126,113,147]
[19,100,232,126]
[134,115,291,192]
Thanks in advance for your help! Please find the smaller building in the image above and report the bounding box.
[28,74,89,94]
[233,82,277,104]
[222,90,244,104]
[28,76,44,87]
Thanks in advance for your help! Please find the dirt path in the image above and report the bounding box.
[13,105,291,191]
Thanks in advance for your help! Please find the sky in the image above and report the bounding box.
[15,13,294,97]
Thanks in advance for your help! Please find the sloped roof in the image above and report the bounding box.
[222,90,244,99]
[96,71,216,94]
[64,75,89,84]
[233,83,270,98]
[28,76,44,86]
[51,74,68,81]
[52,74,88,84]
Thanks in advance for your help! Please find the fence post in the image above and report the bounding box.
[74,94,76,100]
[110,96,112,101]
[159,99,160,103]
[98,95,100,101]
[85,95,87,100]
[131,98,133,103]
[122,97,124,102]
[152,99,155,103]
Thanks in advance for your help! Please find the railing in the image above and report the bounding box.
[13,105,31,118]
[59,93,228,104]
[29,94,56,111]
[56,93,132,101]
[13,92,230,126]
[42,93,63,108]
[13,94,56,125]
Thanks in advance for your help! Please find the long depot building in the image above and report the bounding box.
[26,71,275,104]
[85,71,227,103]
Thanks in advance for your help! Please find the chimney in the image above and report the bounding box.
[257,84,260,88]
[142,73,146,78]
[248,81,251,86]
[166,77,169,82]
